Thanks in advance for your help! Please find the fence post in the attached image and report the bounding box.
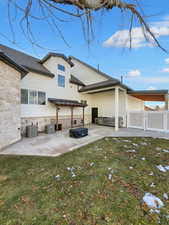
[127,111,129,128]
[163,111,167,132]
[143,111,146,131]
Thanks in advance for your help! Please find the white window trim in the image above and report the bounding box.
[58,74,65,88]
[21,89,46,105]
[58,64,65,72]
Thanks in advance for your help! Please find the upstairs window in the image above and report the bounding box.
[29,90,37,104]
[58,64,65,72]
[38,91,46,105]
[21,89,28,104]
[58,75,65,87]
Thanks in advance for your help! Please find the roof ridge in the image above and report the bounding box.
[0,44,40,61]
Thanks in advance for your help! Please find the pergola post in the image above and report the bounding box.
[71,107,74,128]
[82,107,85,127]
[56,106,59,130]
[115,87,119,131]
[165,94,169,111]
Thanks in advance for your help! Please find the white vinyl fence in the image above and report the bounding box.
[127,111,169,132]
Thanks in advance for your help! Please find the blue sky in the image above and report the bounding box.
[0,0,169,95]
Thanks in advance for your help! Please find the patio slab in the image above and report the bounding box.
[1,125,169,157]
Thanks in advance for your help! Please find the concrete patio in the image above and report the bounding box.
[1,125,169,157]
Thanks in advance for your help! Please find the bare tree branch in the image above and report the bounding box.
[4,0,167,52]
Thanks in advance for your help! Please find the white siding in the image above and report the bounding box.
[21,56,92,118]
[89,89,126,118]
[127,95,144,111]
[21,56,144,123]
[71,58,108,85]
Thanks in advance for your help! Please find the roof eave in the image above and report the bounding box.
[70,80,85,86]
[40,53,74,67]
[128,90,168,95]
[23,66,55,78]
[0,52,28,78]
[79,82,119,93]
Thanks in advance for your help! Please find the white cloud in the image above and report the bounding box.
[147,86,156,90]
[128,76,169,83]
[103,16,169,49]
[161,68,169,73]
[165,58,169,64]
[127,69,141,77]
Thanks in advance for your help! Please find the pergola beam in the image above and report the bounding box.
[165,94,169,110]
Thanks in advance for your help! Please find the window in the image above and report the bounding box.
[58,64,65,72]
[74,120,77,125]
[29,90,37,104]
[58,75,65,87]
[38,91,46,105]
[81,100,87,105]
[21,89,46,105]
[21,89,28,104]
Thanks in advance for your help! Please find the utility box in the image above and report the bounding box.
[45,124,55,134]
[26,125,38,138]
[69,127,88,138]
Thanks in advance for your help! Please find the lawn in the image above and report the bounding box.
[0,137,169,225]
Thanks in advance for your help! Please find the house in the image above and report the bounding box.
[0,44,168,149]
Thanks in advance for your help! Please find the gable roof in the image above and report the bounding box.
[79,79,132,93]
[0,44,54,78]
[79,80,119,92]
[0,50,28,78]
[70,74,85,86]
[69,56,119,82]
[40,53,74,67]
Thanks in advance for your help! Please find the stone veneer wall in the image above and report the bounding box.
[0,61,21,149]
[21,114,91,136]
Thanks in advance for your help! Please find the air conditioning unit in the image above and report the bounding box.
[26,125,38,138]
[45,124,55,134]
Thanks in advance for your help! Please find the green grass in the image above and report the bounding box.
[0,137,169,225]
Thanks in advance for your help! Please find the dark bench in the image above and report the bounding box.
[69,127,88,138]
[95,117,123,127]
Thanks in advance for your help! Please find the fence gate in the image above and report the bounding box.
[127,111,169,132]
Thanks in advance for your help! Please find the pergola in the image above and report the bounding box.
[48,98,87,129]
[127,90,169,110]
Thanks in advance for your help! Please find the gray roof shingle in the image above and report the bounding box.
[0,44,54,77]
[0,51,28,77]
